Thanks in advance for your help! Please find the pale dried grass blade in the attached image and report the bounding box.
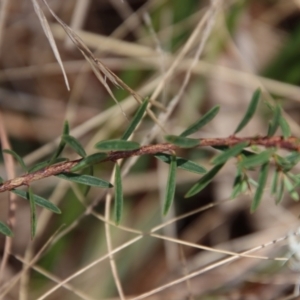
[31,0,70,90]
[82,51,127,116]
[64,0,92,49]
[41,2,120,85]
[42,0,166,128]
[42,0,130,117]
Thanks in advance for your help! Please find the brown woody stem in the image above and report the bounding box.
[0,135,299,193]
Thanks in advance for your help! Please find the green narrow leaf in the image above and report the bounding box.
[230,169,243,198]
[62,120,69,134]
[0,221,13,237]
[95,139,140,151]
[251,162,269,213]
[211,142,249,165]
[270,170,279,195]
[28,160,49,173]
[290,189,299,202]
[82,166,94,196]
[71,153,107,172]
[29,161,51,173]
[163,155,177,215]
[231,180,248,199]
[231,169,247,199]
[240,149,274,169]
[286,152,300,165]
[28,187,37,239]
[154,153,206,174]
[267,105,281,137]
[231,182,242,199]
[62,134,86,158]
[284,176,299,201]
[114,164,123,224]
[234,88,261,134]
[11,189,61,214]
[248,178,258,187]
[240,180,248,194]
[289,173,299,182]
[3,149,27,172]
[164,135,199,148]
[279,115,291,139]
[0,176,3,184]
[180,105,220,137]
[121,98,149,141]
[287,172,300,185]
[29,158,68,173]
[48,120,69,164]
[276,177,285,204]
[275,155,296,172]
[56,172,113,188]
[213,145,254,157]
[185,163,224,198]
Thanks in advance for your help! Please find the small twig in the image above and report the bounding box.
[0,135,299,193]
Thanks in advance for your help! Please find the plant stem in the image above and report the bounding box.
[0,135,299,192]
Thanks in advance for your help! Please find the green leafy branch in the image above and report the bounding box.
[1,89,300,238]
[1,135,299,194]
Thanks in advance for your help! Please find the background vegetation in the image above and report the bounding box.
[1,0,300,299]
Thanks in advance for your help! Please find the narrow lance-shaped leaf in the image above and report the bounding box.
[3,149,27,172]
[234,88,261,134]
[0,222,13,237]
[155,153,206,174]
[287,172,300,186]
[240,149,274,169]
[11,189,61,214]
[71,153,107,172]
[163,155,177,215]
[213,145,254,157]
[28,186,37,239]
[82,166,94,197]
[276,176,285,204]
[284,176,299,201]
[165,135,199,148]
[248,178,258,187]
[29,158,68,173]
[63,120,70,133]
[231,169,242,196]
[286,152,300,166]
[56,172,113,188]
[121,98,149,141]
[95,139,140,151]
[275,154,295,172]
[29,161,51,173]
[180,105,220,137]
[231,180,248,199]
[114,164,123,224]
[270,169,279,195]
[0,176,3,184]
[211,142,249,165]
[62,134,86,157]
[49,120,69,165]
[251,162,269,213]
[185,163,225,198]
[274,153,300,173]
[267,105,281,137]
[231,168,248,199]
[279,115,291,139]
